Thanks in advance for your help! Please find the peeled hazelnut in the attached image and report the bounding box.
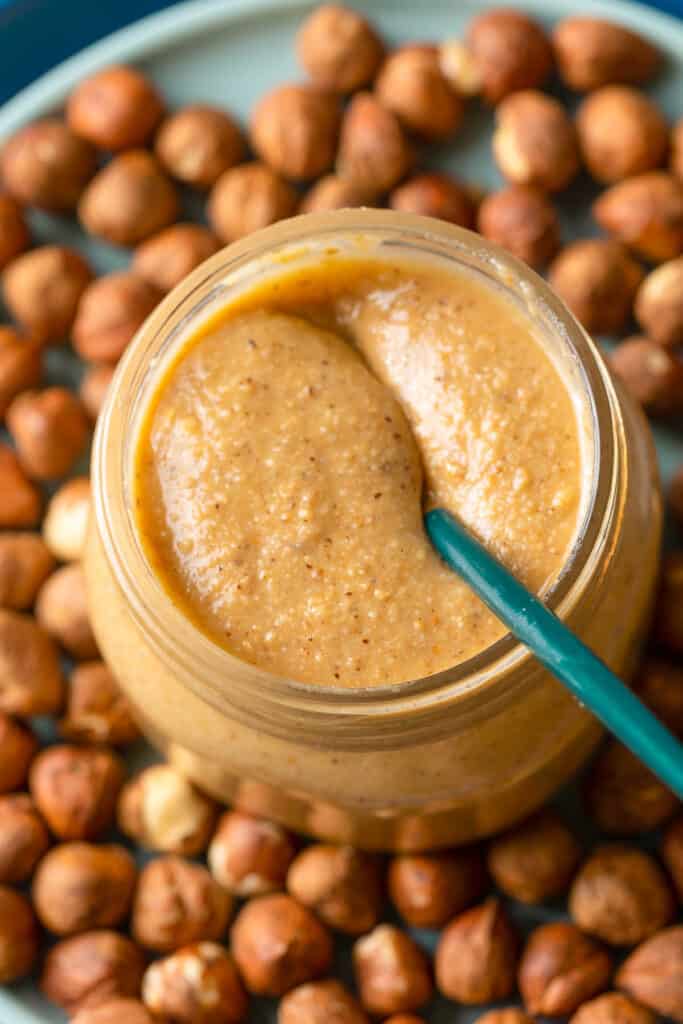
[41,930,145,1015]
[7,386,89,480]
[519,922,612,1016]
[119,764,217,855]
[662,814,683,900]
[1,118,96,210]
[71,1000,157,1024]
[548,240,643,335]
[353,924,432,1016]
[390,172,473,227]
[477,185,560,269]
[438,39,483,96]
[155,105,245,189]
[0,194,29,269]
[287,842,383,934]
[656,551,683,652]
[133,855,233,953]
[43,476,91,562]
[300,174,370,213]
[336,92,412,199]
[593,172,683,263]
[297,4,383,93]
[552,17,661,92]
[250,84,340,181]
[209,809,295,896]
[67,65,164,150]
[585,739,678,834]
[0,794,49,883]
[570,992,656,1024]
[132,223,221,292]
[279,979,369,1024]
[375,46,464,141]
[435,898,518,1004]
[634,657,683,737]
[208,163,298,243]
[30,743,125,840]
[0,327,42,420]
[577,88,668,185]
[0,886,39,983]
[465,9,553,105]
[493,90,579,193]
[609,337,683,417]
[487,809,581,904]
[36,563,98,658]
[80,363,114,421]
[2,244,93,344]
[73,272,162,364]
[672,118,683,181]
[0,532,54,609]
[79,150,179,246]
[635,258,683,349]
[0,608,64,716]
[477,1010,535,1024]
[0,712,38,792]
[33,841,136,935]
[142,942,248,1024]
[60,660,139,746]
[617,926,683,1022]
[231,893,332,996]
[388,846,487,928]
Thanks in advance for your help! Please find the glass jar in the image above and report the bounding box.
[86,210,661,851]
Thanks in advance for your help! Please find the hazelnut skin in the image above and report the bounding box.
[477,185,560,269]
[388,845,487,928]
[576,87,668,185]
[635,258,683,349]
[634,658,683,737]
[80,363,114,421]
[0,327,43,421]
[297,4,384,93]
[0,194,29,269]
[30,743,125,840]
[79,150,179,246]
[155,105,245,189]
[287,843,383,935]
[435,899,519,1004]
[36,563,98,659]
[0,794,49,883]
[672,118,683,181]
[584,739,678,835]
[487,809,581,904]
[518,922,612,1016]
[279,979,369,1024]
[67,65,164,150]
[655,551,683,653]
[548,240,643,335]
[552,17,661,92]
[300,174,370,213]
[60,660,139,747]
[0,886,39,983]
[336,92,412,199]
[7,386,90,480]
[209,809,296,896]
[132,223,221,292]
[390,172,474,228]
[0,444,42,527]
[73,272,162,364]
[208,163,298,243]
[41,930,145,1015]
[609,337,683,418]
[353,924,433,1016]
[0,712,38,792]
[593,172,683,263]
[2,244,93,344]
[0,532,54,610]
[616,926,683,1022]
[0,608,64,716]
[465,9,553,105]
[570,992,656,1024]
[662,814,683,901]
[250,84,340,182]
[119,764,217,856]
[1,118,96,210]
[42,476,91,562]
[71,1000,157,1024]
[142,942,248,1024]
[493,90,580,193]
[375,46,464,142]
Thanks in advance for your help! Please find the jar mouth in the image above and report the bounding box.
[92,210,619,740]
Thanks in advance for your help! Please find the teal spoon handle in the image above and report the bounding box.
[426,507,683,799]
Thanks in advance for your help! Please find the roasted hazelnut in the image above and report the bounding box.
[375,46,464,141]
[0,194,29,269]
[1,118,96,210]
[297,4,384,93]
[132,855,233,953]
[0,327,42,421]
[477,185,560,269]
[43,476,91,562]
[71,1000,157,1024]
[662,814,683,901]
[142,942,248,1024]
[609,337,683,417]
[79,150,179,246]
[634,657,683,737]
[672,118,683,181]
[250,84,340,182]
[0,886,39,983]
[0,608,63,716]
[287,842,383,934]
[279,979,369,1024]
[656,551,683,652]
[336,92,412,199]
[119,764,217,855]
[80,363,114,421]
[616,926,683,1022]
[635,258,683,349]
[2,244,92,343]
[208,162,298,243]
[0,532,54,609]
[577,87,668,185]
[155,105,245,189]
[353,924,432,1016]
[0,444,42,527]
[435,898,518,1004]
[493,90,579,193]
[518,922,612,1016]
[390,172,473,227]
[30,743,125,840]
[585,739,678,834]
[465,8,553,105]
[36,564,98,658]
[389,846,486,928]
[132,223,221,292]
[7,386,89,480]
[209,809,295,896]
[438,39,483,96]
[0,712,38,792]
[60,660,139,747]
[552,17,661,92]
[0,794,49,883]
[570,992,656,1024]
[41,930,145,1015]
[33,841,136,935]
[231,893,332,996]
[548,240,643,335]
[476,1010,535,1024]
[67,65,165,150]
[300,174,370,213]
[487,809,581,903]
[593,172,683,263]
[73,272,162,364]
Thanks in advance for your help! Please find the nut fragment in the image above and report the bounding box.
[616,926,683,1022]
[609,337,683,417]
[36,563,98,658]
[209,809,295,896]
[79,150,179,246]
[287,842,383,934]
[570,992,656,1024]
[0,194,29,269]
[155,105,245,189]
[67,65,164,150]
[518,922,612,1016]
[208,163,298,243]
[0,712,38,792]
[353,924,432,1016]
[576,87,668,185]
[133,223,221,292]
[279,979,369,1024]
[552,17,661,92]
[375,46,464,141]
[388,846,486,928]
[634,657,683,737]
[493,90,579,193]
[0,608,64,715]
[655,551,683,652]
[0,886,39,983]
[71,1000,156,1024]
[2,244,93,344]
[119,764,217,855]
[435,898,519,1004]
[585,739,678,834]
[0,327,43,421]
[390,172,473,228]
[73,272,162,364]
[487,809,581,904]
[41,930,145,1015]
[43,477,91,562]
[0,794,49,883]
[250,84,340,181]
[548,240,643,335]
[635,258,683,349]
[60,660,139,746]
[662,814,683,901]
[80,364,114,421]
[593,172,683,263]
[1,118,96,210]
[336,92,412,199]
[0,532,54,609]
[477,185,560,269]
[7,387,90,480]
[30,743,125,840]
[465,9,553,104]
[297,4,384,93]
[300,174,369,213]
[142,942,248,1024]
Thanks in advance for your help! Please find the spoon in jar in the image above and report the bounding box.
[426,506,683,799]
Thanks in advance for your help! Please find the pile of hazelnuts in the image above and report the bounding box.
[0,4,682,1024]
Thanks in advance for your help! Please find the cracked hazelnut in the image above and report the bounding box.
[390,172,473,227]
[585,740,678,834]
[0,886,39,983]
[60,660,139,747]
[232,893,332,996]
[72,1000,157,1024]
[80,364,114,421]
[375,46,464,141]
[0,532,54,610]
[548,240,643,335]
[577,88,668,185]
[41,930,145,1015]
[609,337,683,417]
[155,105,245,189]
[388,846,486,928]
[617,926,683,1022]
[477,1011,535,1024]
[79,150,179,246]
[0,194,29,269]
[250,84,340,181]
[0,712,38,792]
[672,118,683,181]
[635,258,683,349]
[297,5,383,93]
[67,65,164,150]
[142,942,248,1024]
[0,608,63,716]
[209,809,295,896]
[1,118,96,211]
[0,444,42,527]
[0,794,49,883]
[493,90,579,193]
[336,92,412,199]
[119,764,217,855]
[0,327,43,420]
[33,841,136,935]
[73,272,162,364]
[438,39,482,96]
[655,552,683,652]
[7,387,89,480]
[287,842,383,934]
[662,814,683,900]
[353,924,432,1016]
[487,809,581,904]
[634,658,683,737]
[593,172,683,263]
[208,162,298,243]
[435,898,518,1004]
[300,174,369,213]
[30,743,125,840]
[43,477,91,562]
[552,17,661,92]
[279,979,368,1024]
[477,185,560,269]
[519,922,612,1016]
[36,564,98,658]
[133,223,221,292]
[570,992,655,1024]
[2,244,93,344]
[465,9,552,105]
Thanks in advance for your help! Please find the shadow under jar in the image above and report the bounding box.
[86,210,661,851]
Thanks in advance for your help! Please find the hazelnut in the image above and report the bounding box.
[375,46,464,141]
[155,105,245,189]
[390,172,474,227]
[67,65,164,150]
[570,992,656,1024]
[487,809,581,904]
[1,118,96,210]
[477,1011,535,1024]
[7,386,89,480]
[383,1018,425,1024]
[435,898,518,1004]
[279,979,369,1024]
[142,942,248,1024]
[209,809,295,896]
[0,444,42,527]
[79,150,179,246]
[33,841,136,935]
[300,174,370,213]
[0,327,43,420]
[250,84,340,181]
[672,118,683,181]
[41,930,145,1015]
[30,743,125,840]
[353,924,432,1016]
[465,9,553,105]
[0,194,29,269]
[73,272,162,364]
[477,185,560,269]
[616,926,683,1022]
[634,657,683,737]
[119,764,217,855]
[518,922,612,1016]
[208,163,298,243]
[2,244,92,343]
[655,551,683,652]
[635,258,683,349]
[0,886,39,983]
[336,92,412,199]
[0,793,49,883]
[388,846,487,928]
[80,363,114,421]
[60,660,139,747]
[0,532,54,609]
[132,855,233,953]
[71,1000,157,1024]
[36,563,98,658]
[438,39,483,97]
[577,88,668,185]
[0,608,64,716]
[548,240,643,335]
[585,739,678,834]
[287,842,383,934]
[609,337,683,417]
[132,223,221,292]
[42,476,91,562]
[231,893,333,996]
[593,172,683,263]
[0,712,38,792]
[662,814,683,901]
[493,90,579,193]
[552,17,661,92]
[297,4,384,93]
